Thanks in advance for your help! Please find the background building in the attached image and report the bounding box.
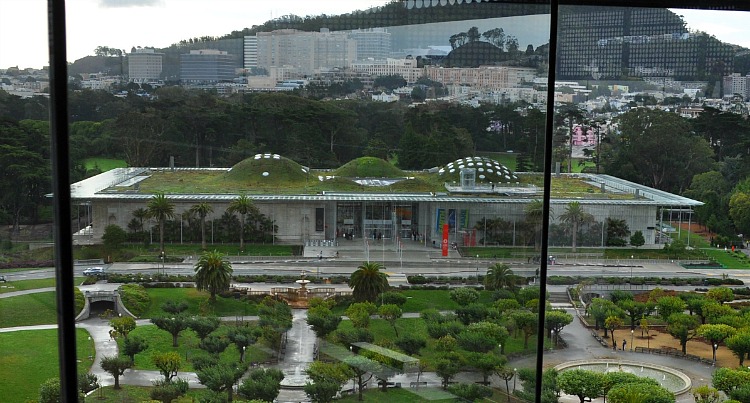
[127,48,163,83]
[179,49,237,84]
[349,28,391,61]
[723,73,750,99]
[253,29,356,77]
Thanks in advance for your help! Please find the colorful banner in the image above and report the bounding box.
[442,224,449,256]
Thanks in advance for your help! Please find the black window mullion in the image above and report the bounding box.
[48,0,79,401]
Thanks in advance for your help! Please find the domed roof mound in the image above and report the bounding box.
[225,153,309,183]
[334,157,405,178]
[438,157,518,183]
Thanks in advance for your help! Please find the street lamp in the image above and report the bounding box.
[513,368,517,391]
[630,329,634,351]
[476,255,480,283]
[550,330,556,348]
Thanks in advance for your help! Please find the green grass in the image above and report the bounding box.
[85,385,212,402]
[0,291,59,327]
[140,288,259,318]
[703,249,750,269]
[83,157,127,172]
[122,324,272,372]
[337,387,456,402]
[0,328,94,403]
[0,277,84,294]
[398,290,493,313]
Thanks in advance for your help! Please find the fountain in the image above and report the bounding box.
[554,360,691,395]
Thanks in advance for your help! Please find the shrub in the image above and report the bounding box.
[119,284,150,317]
[395,334,427,355]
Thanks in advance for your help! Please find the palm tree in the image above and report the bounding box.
[194,250,233,301]
[524,199,547,251]
[146,193,175,254]
[484,263,514,290]
[349,262,389,302]
[190,202,214,250]
[559,201,594,252]
[227,194,257,252]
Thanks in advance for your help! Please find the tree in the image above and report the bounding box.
[102,224,127,250]
[227,325,259,362]
[588,298,619,333]
[706,287,734,304]
[524,199,546,250]
[617,299,646,331]
[558,369,604,403]
[305,361,353,388]
[656,296,687,322]
[110,316,136,339]
[238,368,284,402]
[434,351,464,389]
[559,201,594,252]
[449,287,480,305]
[457,321,508,353]
[666,313,698,354]
[199,335,230,355]
[151,316,190,347]
[545,310,573,344]
[227,194,258,251]
[605,315,625,350]
[197,362,246,402]
[77,373,100,395]
[100,355,132,389]
[378,291,408,306]
[152,351,182,383]
[349,262,389,302]
[146,193,175,254]
[630,230,645,247]
[396,333,427,355]
[345,302,377,329]
[190,202,214,250]
[693,385,721,403]
[697,323,737,362]
[161,300,189,315]
[194,250,233,301]
[188,316,221,341]
[510,310,538,349]
[496,366,517,400]
[373,74,406,90]
[378,304,403,337]
[606,108,714,193]
[344,354,381,400]
[484,263,515,290]
[304,381,341,403]
[726,331,750,366]
[306,304,341,339]
[122,335,149,361]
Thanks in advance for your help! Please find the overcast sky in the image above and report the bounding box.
[1,1,749,70]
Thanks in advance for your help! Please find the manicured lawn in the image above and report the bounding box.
[399,289,493,313]
[0,291,59,327]
[0,277,84,294]
[337,387,456,402]
[123,324,272,372]
[0,328,94,403]
[141,288,259,318]
[83,157,127,172]
[85,385,214,402]
[125,243,297,261]
[704,248,750,269]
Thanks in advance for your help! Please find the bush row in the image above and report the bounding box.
[407,275,743,287]
[0,260,55,270]
[119,284,150,317]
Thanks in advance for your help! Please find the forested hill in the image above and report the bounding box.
[218,1,548,40]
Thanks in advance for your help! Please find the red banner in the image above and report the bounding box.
[442,224,449,256]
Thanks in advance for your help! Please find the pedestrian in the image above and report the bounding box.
[622,339,627,351]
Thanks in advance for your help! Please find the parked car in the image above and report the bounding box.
[82,267,105,277]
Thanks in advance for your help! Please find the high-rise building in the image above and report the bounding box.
[251,29,356,77]
[723,73,750,99]
[179,49,237,84]
[128,48,163,83]
[244,36,258,69]
[349,28,391,61]
[558,7,734,81]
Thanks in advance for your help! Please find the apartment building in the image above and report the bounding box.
[127,48,163,83]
